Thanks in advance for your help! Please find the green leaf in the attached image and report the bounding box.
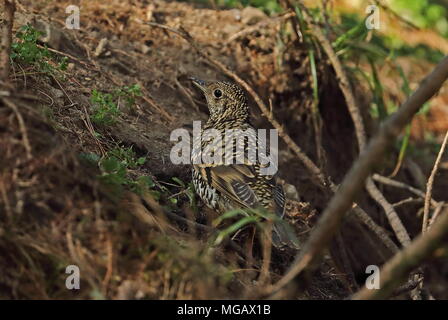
[368,57,387,119]
[309,49,319,103]
[397,125,411,168]
[137,157,146,165]
[332,16,368,52]
[101,157,120,172]
[171,177,185,188]
[213,209,248,227]
[214,216,258,246]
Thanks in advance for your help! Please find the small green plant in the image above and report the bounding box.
[391,0,448,37]
[99,155,129,190]
[90,89,120,126]
[11,24,68,74]
[164,177,199,209]
[11,25,50,67]
[58,56,69,71]
[115,84,142,109]
[79,147,152,196]
[99,147,151,195]
[90,84,141,126]
[108,145,146,169]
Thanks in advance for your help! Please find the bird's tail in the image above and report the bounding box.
[271,219,300,250]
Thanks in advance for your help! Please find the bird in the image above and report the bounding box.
[190,77,299,250]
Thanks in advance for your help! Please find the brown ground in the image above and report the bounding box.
[0,0,447,299]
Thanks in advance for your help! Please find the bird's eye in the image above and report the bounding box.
[213,89,223,98]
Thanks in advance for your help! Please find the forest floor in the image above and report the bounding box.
[0,0,447,299]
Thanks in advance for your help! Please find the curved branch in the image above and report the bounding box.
[423,130,448,233]
[268,55,448,295]
[352,208,448,299]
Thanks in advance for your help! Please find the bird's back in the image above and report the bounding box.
[191,121,284,216]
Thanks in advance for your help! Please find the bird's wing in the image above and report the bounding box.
[194,163,259,209]
[195,163,298,249]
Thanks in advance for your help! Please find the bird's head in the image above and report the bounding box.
[190,78,249,124]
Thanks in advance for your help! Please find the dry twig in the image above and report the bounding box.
[268,55,448,296]
[423,130,448,233]
[392,197,422,208]
[352,208,448,299]
[428,202,445,229]
[372,173,438,207]
[2,97,32,160]
[294,1,413,249]
[0,0,16,83]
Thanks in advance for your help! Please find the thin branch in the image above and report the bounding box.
[296,2,367,150]
[367,177,411,246]
[423,130,448,233]
[373,165,438,299]
[352,208,448,299]
[0,0,16,82]
[366,178,411,246]
[351,206,399,253]
[392,197,422,208]
[173,75,200,112]
[2,97,32,160]
[428,202,445,229]
[38,44,97,69]
[296,0,412,251]
[268,55,448,295]
[372,173,438,207]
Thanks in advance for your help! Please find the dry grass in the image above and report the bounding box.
[0,0,447,299]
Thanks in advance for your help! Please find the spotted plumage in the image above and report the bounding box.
[190,78,299,250]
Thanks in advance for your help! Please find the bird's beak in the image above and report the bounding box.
[189,77,207,92]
